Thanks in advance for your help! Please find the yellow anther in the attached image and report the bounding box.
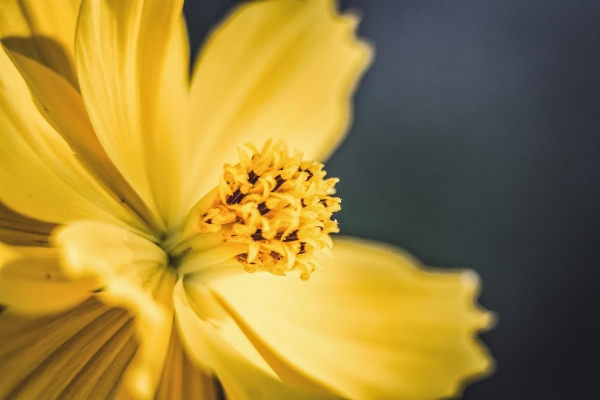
[193,140,340,279]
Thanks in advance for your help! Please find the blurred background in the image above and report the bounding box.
[184,1,600,399]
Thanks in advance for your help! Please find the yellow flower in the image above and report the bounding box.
[0,0,493,399]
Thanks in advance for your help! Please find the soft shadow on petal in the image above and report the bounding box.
[75,0,187,231]
[0,243,98,313]
[174,281,341,400]
[155,322,226,400]
[0,297,137,399]
[0,0,81,87]
[184,0,373,209]
[207,237,494,400]
[0,202,56,247]
[0,45,141,230]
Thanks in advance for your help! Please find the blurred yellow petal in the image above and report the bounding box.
[0,202,56,247]
[183,0,372,209]
[54,221,175,399]
[54,221,167,282]
[174,280,340,400]
[0,243,97,313]
[0,45,137,228]
[0,297,137,399]
[75,0,187,230]
[0,0,80,87]
[208,237,494,400]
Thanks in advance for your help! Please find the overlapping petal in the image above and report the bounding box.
[183,273,279,379]
[1,0,167,235]
[183,0,373,210]
[2,43,164,235]
[0,45,142,230]
[207,238,494,400]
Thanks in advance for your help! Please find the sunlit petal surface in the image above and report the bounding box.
[207,238,493,399]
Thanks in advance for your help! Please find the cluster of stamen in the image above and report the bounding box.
[197,141,340,280]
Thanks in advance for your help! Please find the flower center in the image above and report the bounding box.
[170,141,340,280]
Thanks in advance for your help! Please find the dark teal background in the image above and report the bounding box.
[184,1,600,399]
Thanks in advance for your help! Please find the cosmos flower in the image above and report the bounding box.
[0,0,493,399]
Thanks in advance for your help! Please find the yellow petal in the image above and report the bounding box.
[0,45,137,228]
[0,243,98,313]
[183,0,372,209]
[0,202,56,247]
[207,237,494,400]
[0,297,137,399]
[173,280,341,400]
[0,0,81,87]
[75,0,187,230]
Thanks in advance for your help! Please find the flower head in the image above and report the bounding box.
[0,0,493,399]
